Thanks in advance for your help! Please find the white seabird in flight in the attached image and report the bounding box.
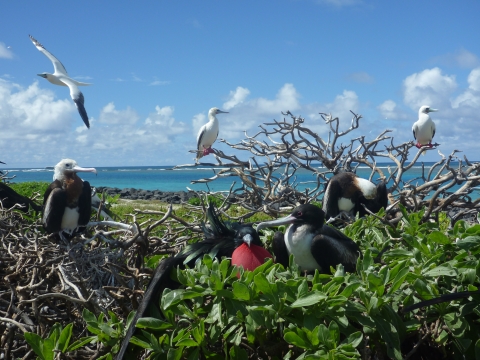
[29,35,92,129]
[412,105,437,150]
[195,107,228,163]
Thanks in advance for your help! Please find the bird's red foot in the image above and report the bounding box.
[416,143,433,149]
[203,147,214,156]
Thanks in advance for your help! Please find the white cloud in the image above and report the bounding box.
[452,67,480,110]
[100,102,139,125]
[192,113,206,137]
[377,100,408,120]
[433,48,480,69]
[223,86,250,110]
[346,72,374,83]
[0,43,13,59]
[149,80,170,86]
[403,67,457,110]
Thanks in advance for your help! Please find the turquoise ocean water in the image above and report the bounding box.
[3,163,479,198]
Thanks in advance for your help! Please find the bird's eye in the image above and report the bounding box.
[297,211,302,217]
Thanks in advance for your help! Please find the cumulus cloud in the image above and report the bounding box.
[452,67,480,109]
[403,67,457,110]
[100,102,139,125]
[377,100,408,120]
[223,86,250,110]
[0,42,13,59]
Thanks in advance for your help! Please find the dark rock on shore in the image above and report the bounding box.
[94,187,199,204]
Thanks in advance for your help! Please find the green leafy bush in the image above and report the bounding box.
[125,207,480,359]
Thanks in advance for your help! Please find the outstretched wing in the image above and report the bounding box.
[60,78,90,128]
[29,35,68,75]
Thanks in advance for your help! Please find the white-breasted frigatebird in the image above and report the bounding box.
[116,203,272,360]
[195,107,228,163]
[42,159,97,239]
[322,172,388,221]
[29,35,92,129]
[256,204,360,273]
[412,105,437,151]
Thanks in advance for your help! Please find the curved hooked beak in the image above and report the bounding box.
[73,166,97,175]
[243,234,253,247]
[256,214,296,232]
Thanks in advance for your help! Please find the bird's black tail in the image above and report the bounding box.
[116,204,236,359]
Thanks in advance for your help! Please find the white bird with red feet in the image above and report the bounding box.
[195,107,228,163]
[412,105,438,151]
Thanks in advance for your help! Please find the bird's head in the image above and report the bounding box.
[256,204,325,232]
[37,73,48,79]
[234,226,262,248]
[209,107,229,117]
[419,105,438,114]
[53,158,97,181]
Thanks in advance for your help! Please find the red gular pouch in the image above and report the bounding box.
[232,243,273,277]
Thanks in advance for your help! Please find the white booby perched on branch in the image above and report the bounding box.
[195,107,228,163]
[322,172,388,221]
[29,35,92,129]
[43,159,97,239]
[256,204,360,273]
[412,105,437,150]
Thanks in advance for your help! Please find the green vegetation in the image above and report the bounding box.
[10,182,480,358]
[9,181,49,198]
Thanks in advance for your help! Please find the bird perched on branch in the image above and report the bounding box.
[412,105,438,152]
[195,107,228,163]
[256,204,360,273]
[42,159,97,241]
[29,35,92,129]
[322,172,388,221]
[116,203,272,360]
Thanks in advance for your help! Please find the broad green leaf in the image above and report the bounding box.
[291,292,327,308]
[161,289,185,309]
[423,265,457,277]
[428,231,451,244]
[457,236,480,251]
[233,281,251,301]
[136,317,173,330]
[24,332,48,360]
[68,336,96,351]
[284,331,308,349]
[57,323,73,353]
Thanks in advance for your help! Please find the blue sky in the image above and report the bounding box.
[1,1,479,168]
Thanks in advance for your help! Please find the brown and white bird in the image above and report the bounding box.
[42,159,97,240]
[29,35,92,129]
[195,107,228,163]
[412,105,438,150]
[322,172,388,221]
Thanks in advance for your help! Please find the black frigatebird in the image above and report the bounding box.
[256,204,360,273]
[42,159,97,239]
[0,183,42,213]
[116,204,272,360]
[322,172,388,221]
